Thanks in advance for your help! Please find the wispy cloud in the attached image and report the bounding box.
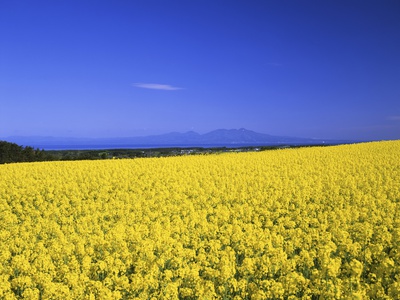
[387,115,400,121]
[132,83,183,91]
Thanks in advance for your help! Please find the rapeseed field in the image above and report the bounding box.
[0,141,399,299]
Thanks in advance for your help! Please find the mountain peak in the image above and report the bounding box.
[4,128,329,150]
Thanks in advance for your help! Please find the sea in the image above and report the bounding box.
[34,141,354,151]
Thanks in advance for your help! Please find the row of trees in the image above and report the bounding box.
[0,141,192,164]
[0,141,130,163]
[1,140,305,164]
[0,141,48,164]
[0,141,198,164]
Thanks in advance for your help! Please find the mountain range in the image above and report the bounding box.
[3,128,353,150]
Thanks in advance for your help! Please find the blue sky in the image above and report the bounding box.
[1,0,399,140]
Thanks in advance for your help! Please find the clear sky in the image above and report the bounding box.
[1,0,399,140]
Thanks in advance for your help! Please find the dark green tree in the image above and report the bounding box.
[0,141,48,164]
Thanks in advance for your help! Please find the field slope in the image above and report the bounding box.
[1,141,399,299]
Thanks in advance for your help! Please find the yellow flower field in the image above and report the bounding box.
[1,141,399,299]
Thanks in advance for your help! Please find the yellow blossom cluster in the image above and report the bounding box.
[0,141,399,299]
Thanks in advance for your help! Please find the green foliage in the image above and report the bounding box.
[0,141,47,164]
[0,140,336,165]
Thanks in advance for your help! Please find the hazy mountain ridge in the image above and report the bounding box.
[3,129,351,149]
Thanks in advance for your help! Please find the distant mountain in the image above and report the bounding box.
[3,129,352,150]
[200,128,312,144]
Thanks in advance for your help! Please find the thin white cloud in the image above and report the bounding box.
[387,116,400,121]
[132,83,183,91]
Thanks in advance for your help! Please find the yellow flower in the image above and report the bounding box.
[0,141,399,298]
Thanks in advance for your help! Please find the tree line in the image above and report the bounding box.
[0,141,193,164]
[1,140,320,164]
[0,141,49,164]
[0,141,113,163]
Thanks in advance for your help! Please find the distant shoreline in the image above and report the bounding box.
[2,128,362,151]
[32,141,354,151]
[0,139,373,164]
